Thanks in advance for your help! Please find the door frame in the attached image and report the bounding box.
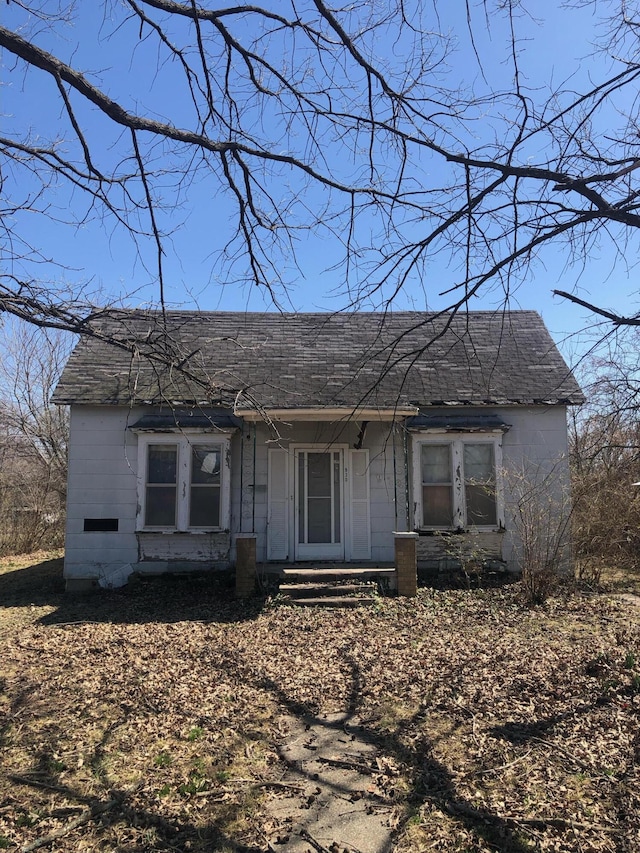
[293,444,346,561]
[266,443,372,563]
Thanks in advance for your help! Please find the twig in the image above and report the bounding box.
[192,779,306,799]
[22,800,118,852]
[8,774,89,801]
[48,807,86,818]
[252,780,306,792]
[216,776,304,791]
[317,756,373,774]
[474,749,534,776]
[192,790,233,800]
[334,843,366,853]
[298,829,333,853]
[529,736,612,782]
[438,798,615,833]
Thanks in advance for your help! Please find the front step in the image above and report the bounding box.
[286,595,376,608]
[279,582,375,597]
[279,567,395,585]
[279,581,378,607]
[275,568,394,607]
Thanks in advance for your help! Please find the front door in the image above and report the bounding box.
[294,449,344,560]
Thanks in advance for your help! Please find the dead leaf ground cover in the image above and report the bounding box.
[1,553,639,852]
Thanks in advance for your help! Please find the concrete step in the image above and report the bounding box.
[279,582,375,598]
[283,594,377,608]
[270,566,395,605]
[278,577,380,608]
[279,567,395,583]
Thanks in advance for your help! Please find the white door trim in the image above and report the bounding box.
[293,445,346,561]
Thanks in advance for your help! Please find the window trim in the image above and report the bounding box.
[136,432,231,532]
[412,433,504,531]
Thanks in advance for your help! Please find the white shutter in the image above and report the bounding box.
[349,449,371,560]
[267,448,289,560]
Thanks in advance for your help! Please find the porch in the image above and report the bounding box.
[235,532,418,600]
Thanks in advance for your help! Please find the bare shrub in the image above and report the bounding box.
[569,349,640,586]
[574,558,605,589]
[506,461,573,604]
[0,323,69,556]
[437,532,496,589]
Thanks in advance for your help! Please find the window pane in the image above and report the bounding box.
[145,445,177,526]
[190,486,220,527]
[333,452,341,543]
[421,445,451,483]
[466,484,497,525]
[308,497,332,542]
[147,445,177,484]
[464,444,494,481]
[298,453,305,543]
[191,446,221,484]
[145,485,176,526]
[464,444,496,525]
[423,485,453,526]
[307,453,331,496]
[298,451,340,544]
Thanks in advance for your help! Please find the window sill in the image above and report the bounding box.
[137,528,227,535]
[416,527,504,536]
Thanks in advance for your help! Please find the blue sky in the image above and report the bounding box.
[3,1,638,366]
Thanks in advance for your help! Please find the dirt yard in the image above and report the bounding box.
[1,552,639,852]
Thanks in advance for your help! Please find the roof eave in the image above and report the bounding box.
[235,406,420,422]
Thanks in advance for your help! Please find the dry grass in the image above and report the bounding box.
[1,554,639,852]
[601,564,640,597]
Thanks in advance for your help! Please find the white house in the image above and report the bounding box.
[52,310,584,589]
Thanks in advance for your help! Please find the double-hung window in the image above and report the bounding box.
[414,435,502,530]
[138,435,230,531]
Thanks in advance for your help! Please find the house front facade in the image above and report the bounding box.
[52,311,584,589]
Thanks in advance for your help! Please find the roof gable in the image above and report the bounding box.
[52,310,584,409]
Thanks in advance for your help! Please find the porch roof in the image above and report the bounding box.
[128,408,241,431]
[405,413,511,432]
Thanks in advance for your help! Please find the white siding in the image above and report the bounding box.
[349,449,371,560]
[501,405,569,467]
[64,405,239,586]
[64,405,142,584]
[64,403,572,581]
[500,405,572,569]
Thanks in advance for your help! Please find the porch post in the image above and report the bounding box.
[395,531,418,597]
[235,534,257,598]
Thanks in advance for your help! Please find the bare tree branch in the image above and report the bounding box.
[553,291,640,326]
[3,0,640,350]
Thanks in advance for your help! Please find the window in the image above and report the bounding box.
[463,443,496,526]
[137,435,229,531]
[421,444,453,526]
[414,436,502,530]
[146,444,178,526]
[189,445,221,527]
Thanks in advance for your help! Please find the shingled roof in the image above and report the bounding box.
[52,310,584,410]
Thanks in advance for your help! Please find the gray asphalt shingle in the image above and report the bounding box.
[52,310,584,409]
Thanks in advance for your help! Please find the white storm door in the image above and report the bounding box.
[295,449,345,560]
